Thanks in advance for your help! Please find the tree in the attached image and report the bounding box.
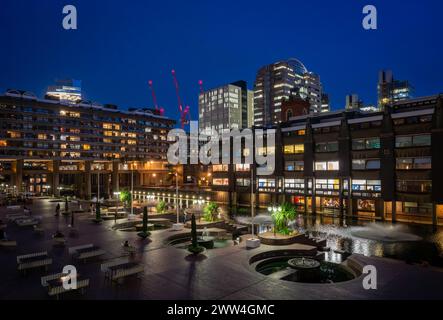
[138,206,150,239]
[203,202,219,222]
[272,202,296,235]
[119,189,132,207]
[188,214,204,254]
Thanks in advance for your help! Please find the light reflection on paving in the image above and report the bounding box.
[1,198,443,300]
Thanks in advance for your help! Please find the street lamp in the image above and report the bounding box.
[113,191,121,224]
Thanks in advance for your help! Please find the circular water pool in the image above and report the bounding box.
[255,255,355,284]
[168,236,231,250]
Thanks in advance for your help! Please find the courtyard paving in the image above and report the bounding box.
[1,198,443,300]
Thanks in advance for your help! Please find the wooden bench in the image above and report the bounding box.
[41,273,90,299]
[17,251,52,274]
[68,244,106,262]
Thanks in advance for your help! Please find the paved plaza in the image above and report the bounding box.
[1,198,443,300]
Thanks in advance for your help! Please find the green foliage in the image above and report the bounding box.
[271,202,296,235]
[138,206,150,238]
[156,200,167,214]
[119,190,132,207]
[188,214,204,254]
[203,202,219,222]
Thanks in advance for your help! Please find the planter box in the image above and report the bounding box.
[246,238,261,249]
[172,223,184,231]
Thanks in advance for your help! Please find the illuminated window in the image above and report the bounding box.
[284,144,304,154]
[7,131,21,138]
[314,161,339,171]
[0,140,7,147]
[285,161,304,171]
[212,164,228,172]
[235,164,250,171]
[83,144,91,150]
[284,179,304,189]
[396,157,431,170]
[213,178,229,186]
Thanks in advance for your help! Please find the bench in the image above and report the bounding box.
[0,239,17,247]
[41,273,90,299]
[68,244,106,262]
[101,257,144,282]
[15,217,41,227]
[6,205,21,210]
[7,214,29,222]
[17,251,52,274]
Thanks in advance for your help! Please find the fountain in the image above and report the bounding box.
[351,223,422,242]
[287,257,321,270]
[197,227,215,249]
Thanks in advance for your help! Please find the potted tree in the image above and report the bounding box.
[187,214,204,255]
[137,206,151,239]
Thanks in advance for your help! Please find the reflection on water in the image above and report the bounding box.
[296,215,443,267]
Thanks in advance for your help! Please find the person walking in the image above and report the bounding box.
[55,203,60,217]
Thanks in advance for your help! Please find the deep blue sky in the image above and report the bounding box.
[1,0,442,124]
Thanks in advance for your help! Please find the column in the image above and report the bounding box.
[392,200,397,223]
[13,159,23,194]
[104,173,110,199]
[53,160,60,197]
[85,161,92,200]
[432,203,438,227]
[112,161,119,194]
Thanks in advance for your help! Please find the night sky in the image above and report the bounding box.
[1,0,442,125]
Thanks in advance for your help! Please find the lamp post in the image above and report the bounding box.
[113,191,121,224]
[246,164,260,248]
[129,162,134,219]
[251,166,255,238]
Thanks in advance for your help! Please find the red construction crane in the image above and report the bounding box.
[171,69,190,128]
[148,80,164,116]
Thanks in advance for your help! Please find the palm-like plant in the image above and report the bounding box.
[272,202,296,235]
[203,202,219,222]
[156,200,167,214]
[119,189,132,208]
